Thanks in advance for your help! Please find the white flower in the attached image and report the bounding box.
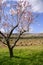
[10,8,17,16]
[2,0,6,3]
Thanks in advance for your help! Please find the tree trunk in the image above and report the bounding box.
[6,40,14,58]
[9,48,14,58]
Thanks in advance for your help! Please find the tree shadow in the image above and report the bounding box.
[0,51,43,65]
[14,55,30,59]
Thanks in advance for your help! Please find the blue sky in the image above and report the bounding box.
[0,0,43,33]
[30,13,43,33]
[28,0,43,33]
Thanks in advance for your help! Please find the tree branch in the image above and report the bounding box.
[0,39,7,45]
[12,30,26,49]
[0,31,6,39]
[8,23,19,39]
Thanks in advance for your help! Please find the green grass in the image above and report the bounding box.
[0,45,43,65]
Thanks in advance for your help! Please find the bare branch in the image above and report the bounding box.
[12,30,26,49]
[0,31,6,39]
[0,39,7,45]
[8,23,19,39]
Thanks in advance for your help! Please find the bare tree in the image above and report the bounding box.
[0,0,33,58]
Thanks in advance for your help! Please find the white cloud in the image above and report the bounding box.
[29,27,33,32]
[0,28,5,33]
[29,0,43,13]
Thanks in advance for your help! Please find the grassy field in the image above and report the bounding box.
[0,45,43,65]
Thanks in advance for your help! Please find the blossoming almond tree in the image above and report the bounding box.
[0,0,33,58]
